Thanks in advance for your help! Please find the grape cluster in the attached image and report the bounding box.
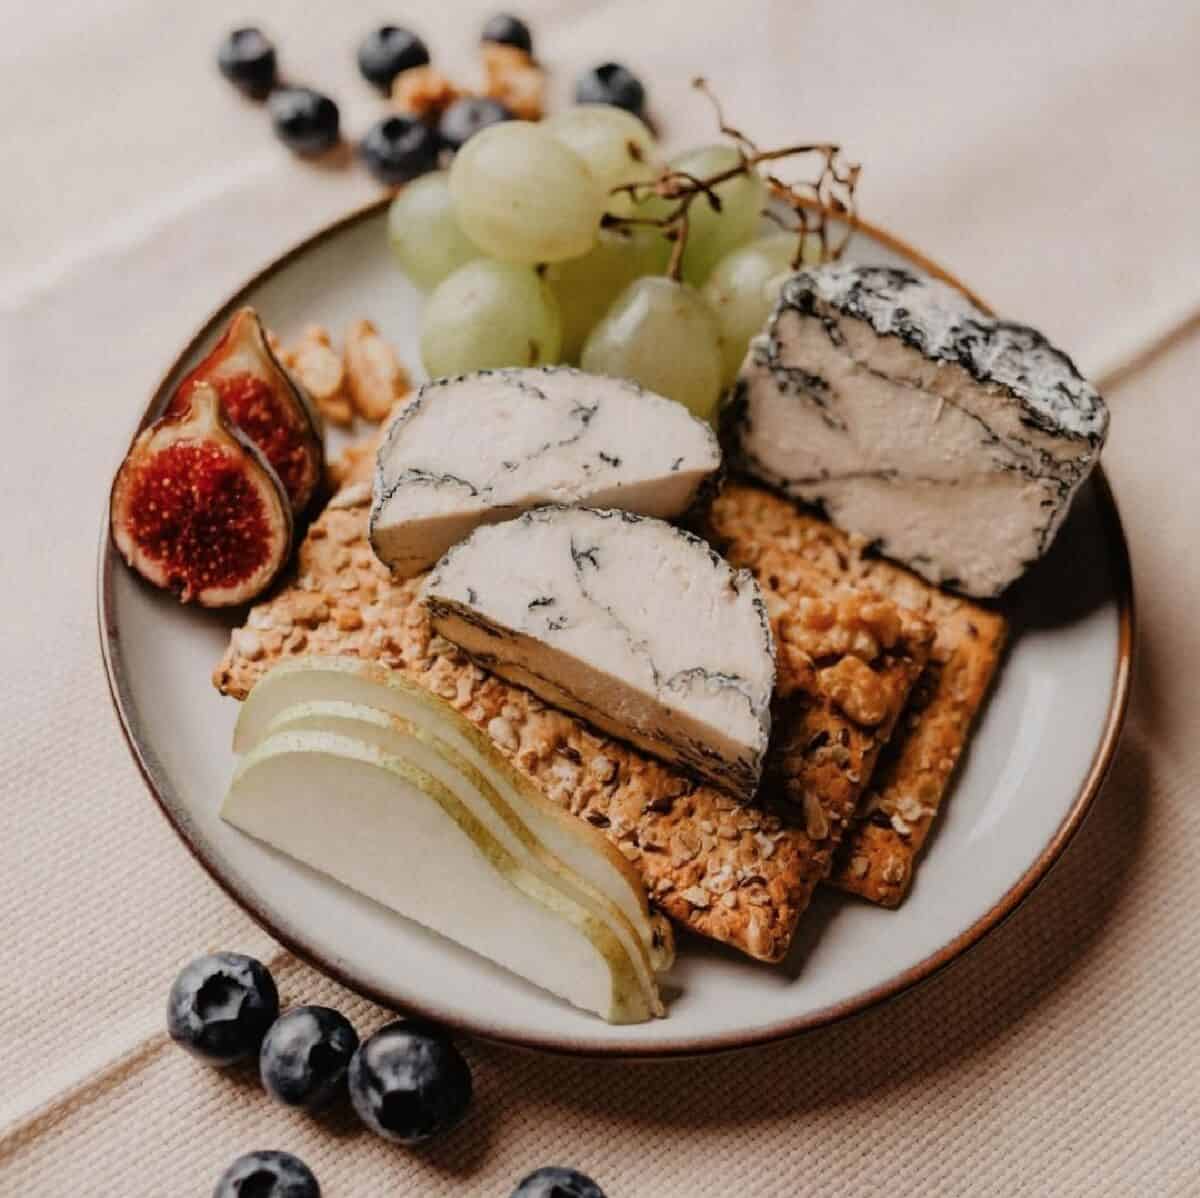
[391,108,813,421]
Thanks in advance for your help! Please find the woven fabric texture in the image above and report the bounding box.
[2,1,1197,1194]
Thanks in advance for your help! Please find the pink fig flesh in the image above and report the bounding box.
[111,384,293,606]
[169,307,324,513]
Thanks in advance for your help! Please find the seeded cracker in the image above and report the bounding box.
[708,482,1006,906]
[215,448,930,961]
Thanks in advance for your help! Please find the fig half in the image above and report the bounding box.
[169,307,324,513]
[111,383,293,606]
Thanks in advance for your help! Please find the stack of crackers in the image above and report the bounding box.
[214,428,1005,963]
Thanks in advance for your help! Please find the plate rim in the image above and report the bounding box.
[96,196,1135,1058]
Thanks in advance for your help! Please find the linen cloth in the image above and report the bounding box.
[1,1,1197,1193]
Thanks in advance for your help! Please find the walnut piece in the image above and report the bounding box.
[481,44,544,120]
[777,591,900,663]
[391,66,461,120]
[282,326,353,428]
[818,656,890,727]
[344,319,411,423]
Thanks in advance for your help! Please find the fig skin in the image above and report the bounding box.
[169,307,324,514]
[111,383,293,607]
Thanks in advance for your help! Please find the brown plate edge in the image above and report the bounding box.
[96,195,1135,1060]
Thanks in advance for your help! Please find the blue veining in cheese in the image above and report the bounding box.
[725,265,1109,597]
[371,368,721,577]
[422,507,775,798]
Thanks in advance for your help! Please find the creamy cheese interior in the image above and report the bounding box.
[731,266,1107,596]
[422,508,775,796]
[371,369,720,576]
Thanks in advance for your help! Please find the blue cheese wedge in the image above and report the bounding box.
[370,368,721,577]
[421,507,776,798]
[726,265,1109,597]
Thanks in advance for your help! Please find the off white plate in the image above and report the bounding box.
[98,200,1133,1057]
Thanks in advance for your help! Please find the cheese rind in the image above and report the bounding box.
[421,506,776,797]
[370,368,721,577]
[725,265,1109,597]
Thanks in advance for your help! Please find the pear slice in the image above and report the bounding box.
[257,698,672,998]
[233,657,673,970]
[222,730,661,1023]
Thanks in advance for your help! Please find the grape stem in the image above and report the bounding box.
[666,209,689,280]
[603,78,861,279]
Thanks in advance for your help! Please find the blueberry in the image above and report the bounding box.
[212,1150,319,1198]
[348,1019,472,1144]
[438,97,514,152]
[481,14,533,55]
[360,116,441,185]
[575,63,645,116]
[268,88,340,156]
[260,1006,358,1111]
[510,1167,606,1198]
[216,28,277,100]
[357,26,430,93]
[167,952,278,1066]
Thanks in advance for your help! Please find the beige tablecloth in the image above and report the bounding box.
[2,1,1198,1193]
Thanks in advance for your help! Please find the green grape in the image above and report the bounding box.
[657,144,767,287]
[581,276,723,420]
[387,172,480,291]
[543,106,658,216]
[420,259,562,378]
[703,232,821,384]
[449,122,607,264]
[544,225,671,362]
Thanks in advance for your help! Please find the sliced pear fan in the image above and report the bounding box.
[231,655,672,967]
[226,657,673,1022]
[259,699,673,987]
[223,731,660,1023]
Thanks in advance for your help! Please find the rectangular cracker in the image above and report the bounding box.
[215,469,930,960]
[708,482,1007,906]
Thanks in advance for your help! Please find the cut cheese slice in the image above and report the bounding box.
[725,264,1109,597]
[369,367,721,577]
[421,507,776,797]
